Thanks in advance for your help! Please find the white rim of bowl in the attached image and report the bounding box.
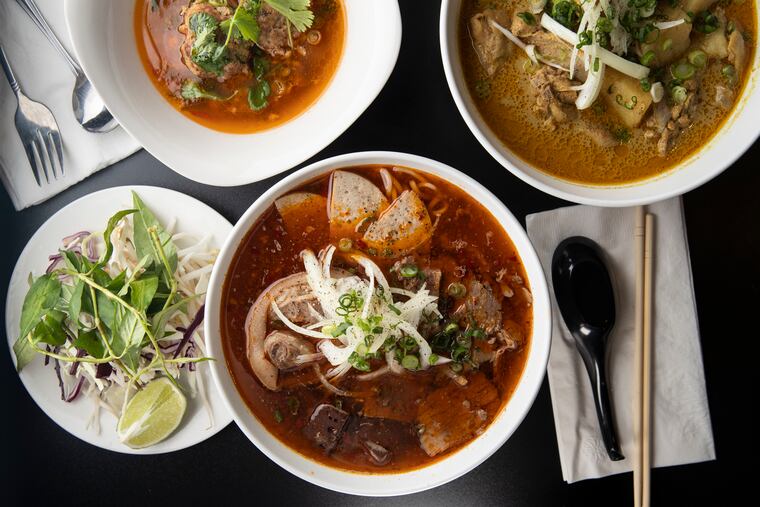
[438,0,760,207]
[204,151,552,496]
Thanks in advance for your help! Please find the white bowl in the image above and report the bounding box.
[63,0,401,186]
[440,0,760,207]
[204,151,552,496]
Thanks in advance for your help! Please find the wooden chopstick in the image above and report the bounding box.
[642,213,655,507]
[633,207,654,507]
[633,206,646,507]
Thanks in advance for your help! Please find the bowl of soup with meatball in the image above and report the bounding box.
[64,0,401,186]
[441,0,759,206]
[204,152,552,495]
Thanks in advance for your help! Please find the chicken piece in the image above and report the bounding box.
[329,170,389,240]
[303,404,349,453]
[417,372,499,457]
[466,280,502,334]
[363,191,433,258]
[510,12,539,37]
[529,67,579,129]
[578,120,618,148]
[469,9,511,76]
[714,85,734,109]
[728,23,747,72]
[523,31,586,79]
[655,77,701,156]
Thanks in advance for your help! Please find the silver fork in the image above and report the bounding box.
[0,44,63,186]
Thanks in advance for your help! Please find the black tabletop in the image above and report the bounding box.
[4,2,759,505]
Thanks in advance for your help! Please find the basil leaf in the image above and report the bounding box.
[69,280,85,324]
[62,250,83,272]
[130,275,159,313]
[73,330,105,359]
[132,192,177,280]
[31,310,67,346]
[18,274,61,345]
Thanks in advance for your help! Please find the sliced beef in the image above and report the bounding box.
[466,280,502,334]
[469,9,511,76]
[265,274,320,325]
[416,372,499,457]
[360,374,426,423]
[303,404,349,453]
[256,2,301,57]
[337,416,417,468]
[390,256,442,296]
[263,330,315,371]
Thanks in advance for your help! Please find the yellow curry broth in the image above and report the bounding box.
[459,0,756,185]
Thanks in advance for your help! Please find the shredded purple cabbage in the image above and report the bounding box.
[62,231,90,245]
[44,345,51,366]
[69,349,86,376]
[95,363,112,379]
[173,305,205,359]
[52,347,66,401]
[65,377,85,402]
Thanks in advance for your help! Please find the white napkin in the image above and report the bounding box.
[526,197,715,483]
[0,0,141,210]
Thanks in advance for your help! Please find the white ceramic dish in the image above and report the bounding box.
[63,0,402,187]
[440,0,760,207]
[5,186,233,454]
[204,151,552,496]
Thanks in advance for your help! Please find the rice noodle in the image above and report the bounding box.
[356,365,390,381]
[312,364,356,397]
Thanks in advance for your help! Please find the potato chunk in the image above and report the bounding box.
[638,8,692,68]
[601,68,654,129]
[681,0,719,13]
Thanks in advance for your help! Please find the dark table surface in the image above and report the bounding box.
[4,1,759,505]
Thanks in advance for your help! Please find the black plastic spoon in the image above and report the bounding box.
[552,236,624,461]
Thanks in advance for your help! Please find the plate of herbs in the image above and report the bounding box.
[5,186,233,453]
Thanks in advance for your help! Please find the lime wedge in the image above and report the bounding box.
[117,377,187,449]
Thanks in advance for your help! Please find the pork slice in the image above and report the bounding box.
[728,23,747,71]
[363,190,433,258]
[417,372,499,457]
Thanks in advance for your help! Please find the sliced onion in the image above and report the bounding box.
[650,81,665,103]
[489,19,528,51]
[312,364,355,397]
[530,0,547,14]
[270,301,332,340]
[541,13,650,79]
[654,19,685,30]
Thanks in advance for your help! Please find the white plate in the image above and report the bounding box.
[63,0,402,187]
[5,186,234,454]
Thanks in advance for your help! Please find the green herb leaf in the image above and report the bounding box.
[263,0,314,32]
[181,81,238,102]
[69,280,85,325]
[14,274,62,370]
[130,275,159,313]
[132,191,177,281]
[248,79,271,111]
[189,12,229,75]
[73,330,106,359]
[31,309,68,347]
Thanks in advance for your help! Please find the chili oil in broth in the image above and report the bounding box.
[134,0,345,133]
[220,165,533,473]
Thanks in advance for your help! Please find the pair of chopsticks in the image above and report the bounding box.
[633,206,654,507]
